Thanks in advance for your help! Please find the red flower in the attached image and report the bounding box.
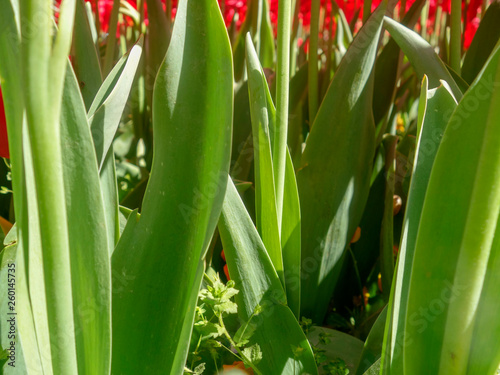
[464,0,482,49]
[0,87,9,159]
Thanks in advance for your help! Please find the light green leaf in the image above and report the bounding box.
[404,45,500,375]
[88,38,143,169]
[60,64,112,375]
[467,210,500,374]
[245,34,283,285]
[382,77,457,375]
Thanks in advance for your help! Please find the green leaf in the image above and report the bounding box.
[111,0,233,373]
[19,0,84,373]
[404,45,500,374]
[383,16,463,101]
[242,343,263,366]
[87,38,142,251]
[461,1,500,85]
[245,34,283,285]
[297,3,385,322]
[281,149,301,318]
[60,63,112,375]
[218,179,318,375]
[382,77,457,375]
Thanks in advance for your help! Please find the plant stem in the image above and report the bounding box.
[275,0,292,229]
[308,0,320,126]
[450,0,462,73]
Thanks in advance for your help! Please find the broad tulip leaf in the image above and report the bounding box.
[58,64,112,375]
[297,3,385,322]
[382,78,457,375]
[404,45,500,375]
[111,0,233,373]
[383,16,463,100]
[218,179,318,375]
[467,211,500,374]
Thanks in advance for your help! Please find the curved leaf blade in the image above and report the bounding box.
[383,16,463,100]
[382,78,457,375]
[404,45,500,375]
[111,0,233,373]
[297,3,385,322]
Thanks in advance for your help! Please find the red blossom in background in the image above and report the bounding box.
[464,0,482,48]
[3,0,485,161]
[83,0,480,48]
[0,88,9,159]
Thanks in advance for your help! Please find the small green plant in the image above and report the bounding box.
[186,273,262,374]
